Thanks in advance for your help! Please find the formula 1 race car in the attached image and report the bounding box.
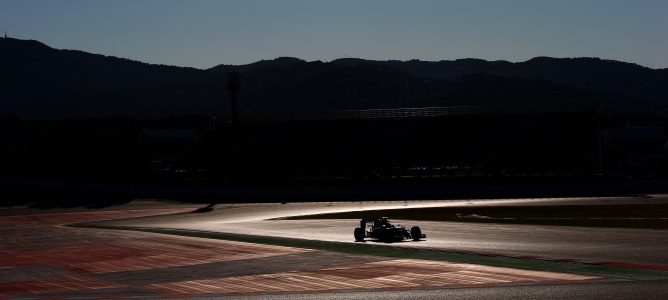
[354,217,425,242]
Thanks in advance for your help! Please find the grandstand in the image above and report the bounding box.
[313,106,497,120]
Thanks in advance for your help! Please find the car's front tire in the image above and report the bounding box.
[410,226,422,241]
[354,228,365,242]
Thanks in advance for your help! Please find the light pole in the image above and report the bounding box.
[227,71,241,124]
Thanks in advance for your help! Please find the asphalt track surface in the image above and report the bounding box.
[103,196,668,266]
[4,197,668,298]
[0,206,608,298]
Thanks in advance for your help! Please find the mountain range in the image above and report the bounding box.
[2,38,667,119]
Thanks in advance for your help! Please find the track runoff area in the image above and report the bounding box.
[2,196,667,298]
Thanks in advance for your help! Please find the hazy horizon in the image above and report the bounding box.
[8,37,665,72]
[2,0,667,69]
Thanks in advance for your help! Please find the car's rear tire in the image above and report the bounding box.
[410,226,422,241]
[354,228,365,241]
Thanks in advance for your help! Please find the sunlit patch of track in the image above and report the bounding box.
[100,197,668,266]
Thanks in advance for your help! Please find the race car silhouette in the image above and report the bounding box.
[354,217,425,242]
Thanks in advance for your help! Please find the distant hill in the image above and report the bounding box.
[0,38,217,118]
[208,57,306,74]
[1,38,666,119]
[229,62,602,120]
[332,57,668,113]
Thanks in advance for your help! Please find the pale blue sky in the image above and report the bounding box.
[1,0,667,69]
